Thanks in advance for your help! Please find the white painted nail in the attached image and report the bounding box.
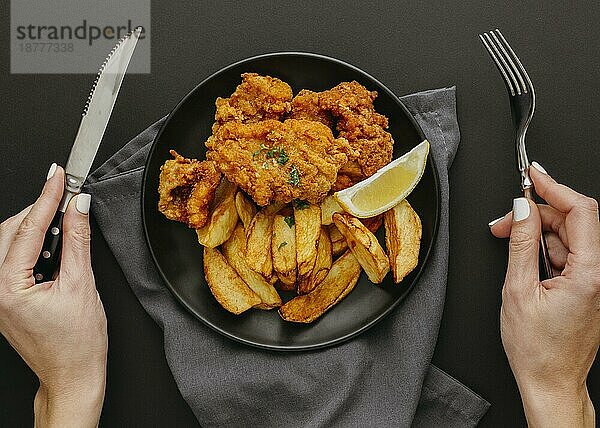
[531,161,547,175]
[488,216,505,227]
[512,198,530,222]
[76,193,91,215]
[46,163,57,180]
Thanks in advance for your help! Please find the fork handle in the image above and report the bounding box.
[523,187,555,279]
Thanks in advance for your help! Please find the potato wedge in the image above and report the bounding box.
[245,208,276,277]
[313,228,332,283]
[333,271,358,305]
[384,199,422,283]
[333,212,390,283]
[264,202,286,215]
[328,224,348,256]
[196,179,238,248]
[272,215,297,287]
[362,215,383,234]
[294,204,322,282]
[320,195,343,225]
[327,217,380,258]
[235,191,257,231]
[298,227,332,294]
[203,247,261,314]
[222,224,282,309]
[279,251,361,323]
[275,279,296,291]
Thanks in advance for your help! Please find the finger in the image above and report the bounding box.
[60,194,93,287]
[530,162,600,259]
[489,205,566,242]
[544,232,568,271]
[530,162,597,216]
[490,206,568,272]
[3,164,64,270]
[530,161,599,222]
[505,198,541,290]
[0,205,32,266]
[537,205,568,245]
[489,212,512,238]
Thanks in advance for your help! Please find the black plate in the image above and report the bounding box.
[142,52,440,351]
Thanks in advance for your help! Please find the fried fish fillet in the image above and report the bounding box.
[213,73,293,131]
[206,119,354,206]
[289,81,394,189]
[158,150,222,229]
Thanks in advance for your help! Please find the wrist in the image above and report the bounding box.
[34,367,106,428]
[518,378,595,428]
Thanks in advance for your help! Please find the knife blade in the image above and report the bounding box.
[33,27,142,283]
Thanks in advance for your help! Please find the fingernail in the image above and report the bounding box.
[76,193,91,215]
[531,161,548,175]
[488,215,504,227]
[512,198,530,222]
[46,163,57,180]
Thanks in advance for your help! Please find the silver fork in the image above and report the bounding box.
[479,28,554,279]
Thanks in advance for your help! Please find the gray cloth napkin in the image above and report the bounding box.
[85,87,490,427]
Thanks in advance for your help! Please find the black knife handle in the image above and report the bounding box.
[33,210,64,283]
[33,188,77,284]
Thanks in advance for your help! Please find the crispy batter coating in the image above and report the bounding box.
[320,81,383,120]
[339,123,393,180]
[213,73,293,131]
[288,89,334,128]
[289,81,394,189]
[322,82,392,178]
[206,119,354,206]
[158,150,221,229]
[332,160,364,191]
[160,77,391,223]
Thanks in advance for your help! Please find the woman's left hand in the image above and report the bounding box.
[0,164,107,427]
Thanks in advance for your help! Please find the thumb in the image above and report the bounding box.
[506,197,541,289]
[60,193,92,283]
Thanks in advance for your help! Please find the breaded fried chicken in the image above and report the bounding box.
[288,81,394,189]
[158,150,222,228]
[322,81,393,179]
[288,89,334,128]
[206,119,354,206]
[213,73,293,131]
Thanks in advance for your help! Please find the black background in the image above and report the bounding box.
[1,1,599,426]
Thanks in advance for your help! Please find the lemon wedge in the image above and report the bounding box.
[334,140,429,218]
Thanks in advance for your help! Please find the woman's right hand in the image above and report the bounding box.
[489,162,599,427]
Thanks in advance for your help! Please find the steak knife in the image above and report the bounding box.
[33,27,142,283]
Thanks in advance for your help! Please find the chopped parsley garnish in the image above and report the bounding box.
[293,199,309,209]
[284,215,295,227]
[253,144,269,158]
[276,150,288,165]
[278,241,288,250]
[254,145,288,165]
[288,165,301,186]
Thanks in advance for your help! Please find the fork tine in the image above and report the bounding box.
[490,30,527,94]
[482,32,521,96]
[494,29,533,94]
[479,33,516,96]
